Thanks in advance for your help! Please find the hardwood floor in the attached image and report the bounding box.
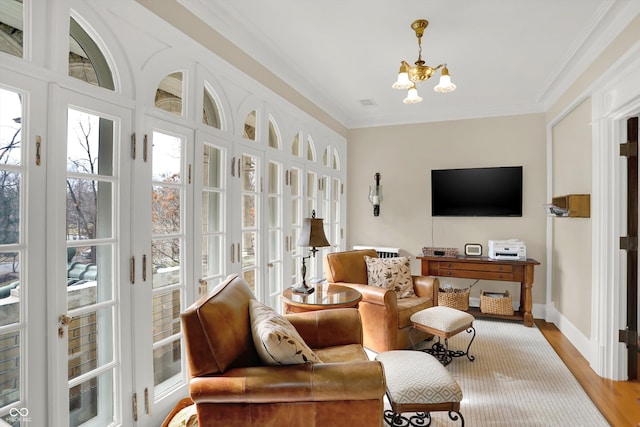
[536,320,640,427]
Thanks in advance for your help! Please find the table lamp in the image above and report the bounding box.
[293,210,330,294]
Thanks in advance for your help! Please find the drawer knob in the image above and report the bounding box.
[447,272,452,276]
[498,274,503,278]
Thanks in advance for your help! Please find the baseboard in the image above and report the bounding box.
[545,304,597,368]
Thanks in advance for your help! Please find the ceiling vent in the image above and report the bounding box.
[359,99,377,107]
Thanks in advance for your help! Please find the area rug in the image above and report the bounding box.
[163,319,610,426]
[401,319,609,426]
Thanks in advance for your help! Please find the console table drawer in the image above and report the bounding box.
[438,262,514,273]
[438,269,515,281]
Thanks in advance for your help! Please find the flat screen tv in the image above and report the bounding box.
[431,166,523,217]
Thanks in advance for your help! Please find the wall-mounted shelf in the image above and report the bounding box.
[547,194,590,218]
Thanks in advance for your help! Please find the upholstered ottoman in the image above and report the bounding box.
[376,350,464,426]
[410,306,476,366]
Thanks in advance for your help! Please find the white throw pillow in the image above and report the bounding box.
[249,299,322,365]
[365,256,415,299]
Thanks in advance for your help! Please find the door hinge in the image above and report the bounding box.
[35,135,42,166]
[620,140,638,157]
[188,164,192,184]
[130,256,135,284]
[132,393,138,421]
[144,387,151,415]
[143,134,148,162]
[620,236,638,251]
[131,133,136,160]
[619,327,639,348]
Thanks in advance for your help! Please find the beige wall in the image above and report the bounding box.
[550,98,592,337]
[346,114,547,306]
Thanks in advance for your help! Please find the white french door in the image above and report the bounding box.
[49,87,134,427]
[130,120,195,426]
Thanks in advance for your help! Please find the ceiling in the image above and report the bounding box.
[178,0,640,129]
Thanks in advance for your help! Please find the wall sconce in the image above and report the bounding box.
[369,172,382,216]
[294,210,330,294]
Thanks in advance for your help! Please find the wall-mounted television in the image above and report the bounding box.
[431,166,523,217]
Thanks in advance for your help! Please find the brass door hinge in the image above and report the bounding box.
[132,393,138,421]
[131,133,136,160]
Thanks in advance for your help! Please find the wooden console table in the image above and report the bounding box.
[417,256,540,327]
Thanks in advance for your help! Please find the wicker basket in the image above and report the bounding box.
[422,247,459,257]
[480,290,514,316]
[438,287,470,311]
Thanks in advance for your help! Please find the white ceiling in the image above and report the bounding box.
[179,0,640,129]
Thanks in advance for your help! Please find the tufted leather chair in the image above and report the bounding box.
[324,249,440,353]
[180,274,386,427]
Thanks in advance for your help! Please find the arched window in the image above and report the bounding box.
[268,116,279,149]
[202,83,221,129]
[243,110,256,141]
[0,0,23,58]
[292,132,301,157]
[69,17,115,90]
[306,136,316,162]
[155,72,183,116]
[333,151,341,170]
[323,147,330,167]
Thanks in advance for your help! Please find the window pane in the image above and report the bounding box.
[155,72,183,116]
[203,145,222,188]
[0,1,24,58]
[202,88,221,129]
[243,111,256,141]
[0,172,19,245]
[292,133,300,157]
[68,308,113,382]
[242,194,256,228]
[66,179,113,240]
[0,331,19,410]
[0,252,19,327]
[307,137,315,161]
[69,369,114,427]
[268,119,278,148]
[152,132,182,182]
[67,109,114,176]
[0,88,22,165]
[69,18,115,90]
[152,238,181,289]
[241,155,257,191]
[202,192,221,233]
[201,236,222,277]
[152,185,180,235]
[67,245,112,310]
[241,231,256,268]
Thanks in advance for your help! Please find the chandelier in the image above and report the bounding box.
[392,19,456,104]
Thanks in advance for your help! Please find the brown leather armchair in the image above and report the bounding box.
[180,274,386,427]
[324,249,440,353]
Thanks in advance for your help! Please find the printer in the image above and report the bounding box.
[488,239,526,261]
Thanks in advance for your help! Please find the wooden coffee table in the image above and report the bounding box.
[281,284,362,314]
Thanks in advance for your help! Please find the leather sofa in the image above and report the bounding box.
[180,274,386,426]
[324,249,440,353]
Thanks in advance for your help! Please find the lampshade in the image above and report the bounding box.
[403,84,423,104]
[297,214,330,248]
[434,66,456,93]
[392,63,412,90]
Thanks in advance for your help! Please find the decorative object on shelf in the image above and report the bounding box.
[480,290,514,316]
[422,246,458,257]
[392,19,456,104]
[464,243,482,256]
[545,194,590,218]
[368,172,382,216]
[293,210,330,294]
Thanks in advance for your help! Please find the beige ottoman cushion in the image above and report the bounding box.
[410,306,474,334]
[376,350,462,405]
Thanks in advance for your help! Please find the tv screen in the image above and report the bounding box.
[431,166,523,217]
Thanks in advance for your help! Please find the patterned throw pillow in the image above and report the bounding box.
[249,299,322,365]
[364,256,415,299]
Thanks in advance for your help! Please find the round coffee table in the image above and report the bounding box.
[281,284,362,314]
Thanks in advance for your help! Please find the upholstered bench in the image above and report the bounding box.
[410,306,476,366]
[376,350,464,426]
